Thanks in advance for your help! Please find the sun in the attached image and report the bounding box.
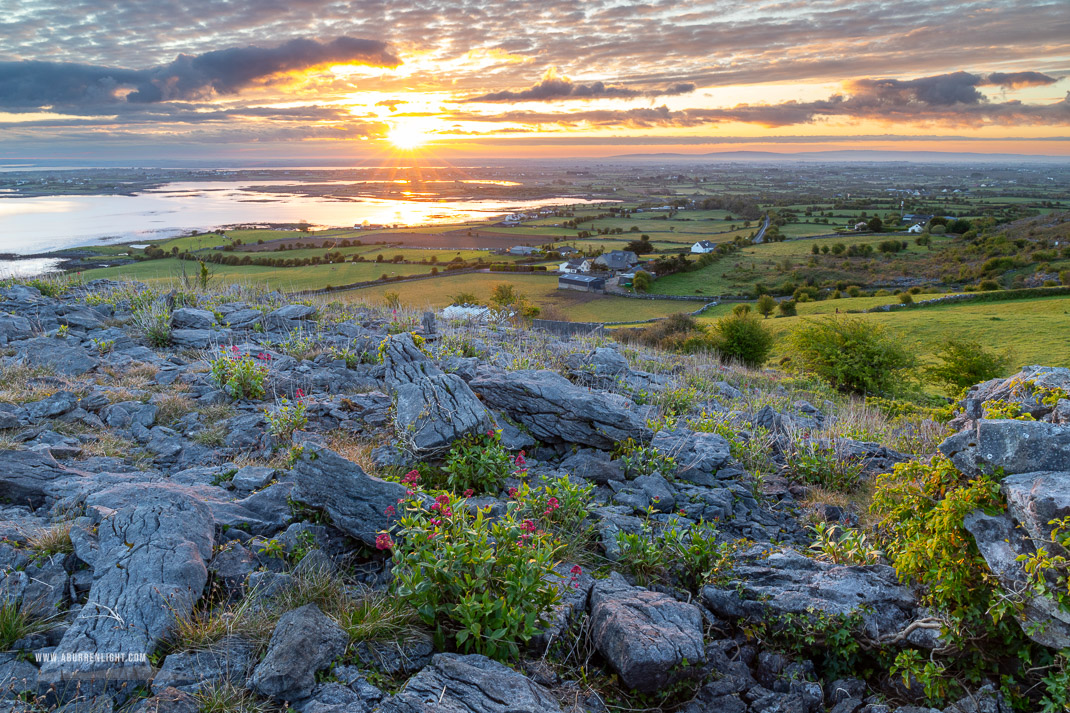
[387,121,429,150]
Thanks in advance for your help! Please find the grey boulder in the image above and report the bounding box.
[377,653,562,713]
[589,573,706,694]
[289,444,407,547]
[248,604,349,702]
[471,369,650,449]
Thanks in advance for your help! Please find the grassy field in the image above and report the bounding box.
[86,258,438,290]
[692,294,1070,368]
[650,232,955,297]
[337,273,701,322]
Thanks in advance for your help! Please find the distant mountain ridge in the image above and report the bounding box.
[606,149,1068,163]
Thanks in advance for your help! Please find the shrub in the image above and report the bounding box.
[777,299,797,317]
[132,298,172,347]
[870,456,1047,706]
[898,293,913,304]
[709,309,774,367]
[616,517,737,590]
[809,522,881,565]
[925,338,1014,396]
[264,396,309,442]
[978,279,1001,291]
[788,317,916,395]
[756,294,777,318]
[382,291,401,309]
[450,291,481,306]
[443,430,520,494]
[631,270,653,293]
[386,486,560,659]
[785,438,864,491]
[209,347,269,400]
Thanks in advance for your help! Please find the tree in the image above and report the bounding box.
[778,299,797,317]
[625,236,653,254]
[709,309,774,368]
[632,270,653,293]
[788,317,916,395]
[867,216,883,233]
[491,283,520,307]
[756,294,777,318]
[925,338,1013,396]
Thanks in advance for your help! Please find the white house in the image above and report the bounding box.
[559,258,592,274]
[691,240,716,254]
[508,245,537,256]
[907,223,925,234]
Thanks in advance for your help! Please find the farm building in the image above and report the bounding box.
[691,240,716,254]
[508,245,538,256]
[907,223,925,234]
[558,274,605,293]
[593,250,639,271]
[559,258,592,274]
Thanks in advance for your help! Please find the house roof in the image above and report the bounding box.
[559,274,604,285]
[694,240,715,248]
[564,258,588,268]
[597,250,639,269]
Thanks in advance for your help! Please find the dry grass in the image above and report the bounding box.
[24,522,73,556]
[324,431,379,476]
[0,363,79,404]
[155,390,196,427]
[337,587,421,644]
[98,362,159,390]
[194,681,274,713]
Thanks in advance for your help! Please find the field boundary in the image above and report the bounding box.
[863,286,1070,313]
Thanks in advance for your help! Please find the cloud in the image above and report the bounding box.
[450,71,1070,129]
[982,71,1060,88]
[466,67,695,102]
[0,36,398,107]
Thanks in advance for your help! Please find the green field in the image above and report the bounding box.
[86,258,438,290]
[693,294,1070,368]
[337,273,701,323]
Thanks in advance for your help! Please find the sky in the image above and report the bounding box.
[1,0,1069,160]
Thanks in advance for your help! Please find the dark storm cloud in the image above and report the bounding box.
[0,37,397,107]
[466,70,695,102]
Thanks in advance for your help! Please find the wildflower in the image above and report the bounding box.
[508,487,518,498]
[463,489,474,498]
[385,505,396,517]
[521,519,536,533]
[402,470,420,485]
[375,532,393,550]
[514,451,526,467]
[570,564,582,575]
[231,345,239,353]
[436,494,450,506]
[295,388,305,398]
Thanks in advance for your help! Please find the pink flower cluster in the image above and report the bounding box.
[375,532,394,550]
[569,564,583,589]
[542,497,560,517]
[256,351,273,361]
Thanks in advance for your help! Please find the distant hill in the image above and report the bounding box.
[607,150,1069,164]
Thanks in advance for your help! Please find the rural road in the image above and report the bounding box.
[751,215,771,243]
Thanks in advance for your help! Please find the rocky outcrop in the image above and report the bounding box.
[248,604,349,702]
[38,483,214,694]
[377,653,563,713]
[589,573,706,693]
[289,443,407,547]
[471,368,650,449]
[382,332,491,453]
[940,420,1070,476]
[703,548,932,645]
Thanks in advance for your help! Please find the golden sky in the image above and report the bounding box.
[2,0,1068,158]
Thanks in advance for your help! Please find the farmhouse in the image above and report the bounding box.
[558,274,605,293]
[907,223,925,234]
[508,245,538,256]
[559,258,592,274]
[593,250,639,272]
[691,240,716,254]
[556,246,580,256]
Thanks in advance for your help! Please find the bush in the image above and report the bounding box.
[386,483,561,659]
[978,279,1001,291]
[264,396,309,442]
[778,299,797,317]
[898,292,913,304]
[709,309,774,367]
[785,438,865,491]
[870,456,1041,706]
[443,430,520,494]
[632,270,653,293]
[788,317,916,395]
[209,347,269,400]
[924,338,1014,396]
[756,294,777,318]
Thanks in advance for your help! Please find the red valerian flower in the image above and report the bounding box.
[385,505,396,517]
[436,494,451,505]
[295,388,305,398]
[521,519,536,533]
[508,487,518,498]
[570,564,583,575]
[463,489,475,498]
[401,470,420,485]
[375,533,393,550]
